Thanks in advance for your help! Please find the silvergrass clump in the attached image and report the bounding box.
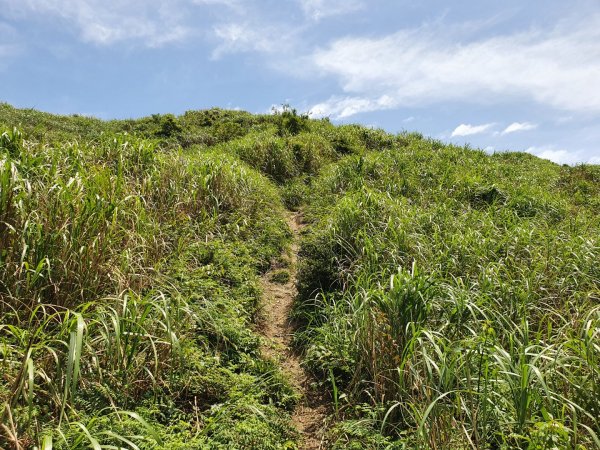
[0,119,295,448]
[297,142,600,448]
[1,104,599,449]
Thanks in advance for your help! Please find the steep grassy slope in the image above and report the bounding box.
[0,102,598,449]
[295,147,600,448]
[0,104,305,449]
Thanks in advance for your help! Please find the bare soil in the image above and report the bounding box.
[260,212,328,450]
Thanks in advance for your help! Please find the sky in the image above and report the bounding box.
[1,0,599,164]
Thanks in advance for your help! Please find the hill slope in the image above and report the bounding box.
[1,103,598,449]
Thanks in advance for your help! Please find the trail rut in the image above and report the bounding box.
[260,212,328,450]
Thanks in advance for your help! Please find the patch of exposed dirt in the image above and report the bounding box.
[260,212,328,450]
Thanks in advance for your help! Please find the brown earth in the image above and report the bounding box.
[259,212,328,450]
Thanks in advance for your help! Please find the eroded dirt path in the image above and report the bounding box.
[260,212,328,450]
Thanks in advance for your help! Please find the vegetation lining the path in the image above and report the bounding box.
[0,102,598,449]
[295,145,600,448]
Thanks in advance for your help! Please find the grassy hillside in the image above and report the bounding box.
[0,102,598,449]
[296,148,599,449]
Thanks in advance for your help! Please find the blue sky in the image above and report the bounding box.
[1,0,599,164]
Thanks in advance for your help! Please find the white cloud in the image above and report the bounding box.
[0,0,300,57]
[310,94,395,118]
[589,156,600,164]
[211,21,299,58]
[298,0,364,21]
[525,146,587,165]
[309,14,600,117]
[502,122,538,134]
[555,116,574,124]
[193,0,240,6]
[451,123,494,137]
[0,0,211,46]
[527,148,572,164]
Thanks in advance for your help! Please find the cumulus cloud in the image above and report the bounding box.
[298,0,364,21]
[502,122,538,134]
[451,123,494,137]
[309,14,600,117]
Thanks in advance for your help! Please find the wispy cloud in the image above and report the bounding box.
[0,22,21,67]
[502,122,537,134]
[309,14,600,117]
[193,0,240,7]
[211,21,299,58]
[0,44,20,70]
[451,123,494,137]
[298,0,364,21]
[0,0,211,46]
[310,95,394,118]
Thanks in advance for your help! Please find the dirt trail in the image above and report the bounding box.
[260,212,328,450]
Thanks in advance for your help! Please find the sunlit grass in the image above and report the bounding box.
[0,117,296,448]
[296,144,599,448]
[1,103,598,449]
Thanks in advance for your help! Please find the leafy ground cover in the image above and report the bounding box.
[1,102,598,449]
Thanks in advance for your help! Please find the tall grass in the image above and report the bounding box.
[296,144,600,448]
[0,121,296,448]
[2,103,598,449]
